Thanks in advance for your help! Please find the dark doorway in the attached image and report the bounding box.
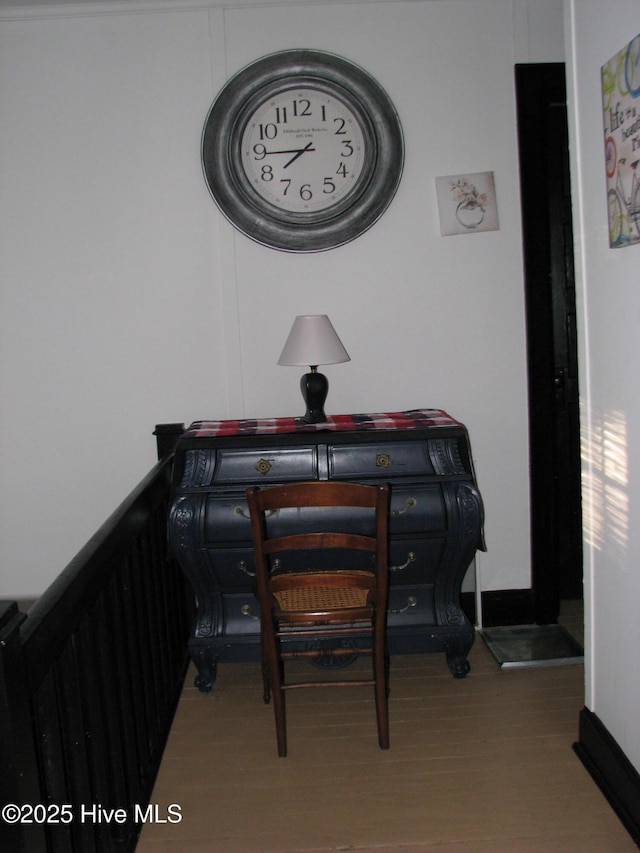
[516,64,583,625]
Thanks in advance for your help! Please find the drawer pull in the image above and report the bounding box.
[389,551,416,572]
[376,453,391,468]
[255,458,272,475]
[237,556,281,575]
[390,595,418,615]
[234,506,277,520]
[391,497,417,517]
[237,561,255,578]
[240,604,259,620]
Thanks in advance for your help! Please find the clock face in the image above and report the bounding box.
[202,50,403,252]
[240,87,367,214]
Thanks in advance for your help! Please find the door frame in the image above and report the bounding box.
[515,62,583,624]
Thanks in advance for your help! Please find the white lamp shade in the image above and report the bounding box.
[277,315,350,367]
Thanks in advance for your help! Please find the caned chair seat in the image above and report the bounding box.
[246,481,390,757]
[272,570,375,615]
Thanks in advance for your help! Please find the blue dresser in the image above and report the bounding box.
[167,409,484,690]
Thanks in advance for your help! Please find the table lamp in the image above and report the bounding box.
[278,315,350,423]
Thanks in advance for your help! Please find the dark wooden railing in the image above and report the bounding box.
[0,434,191,852]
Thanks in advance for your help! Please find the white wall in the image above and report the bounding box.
[0,0,563,597]
[565,0,640,771]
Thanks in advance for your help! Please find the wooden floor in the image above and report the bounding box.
[138,604,636,852]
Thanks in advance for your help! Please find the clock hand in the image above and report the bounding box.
[283,142,316,169]
[258,143,317,164]
[264,147,315,155]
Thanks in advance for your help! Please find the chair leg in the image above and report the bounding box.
[272,684,287,758]
[263,624,287,756]
[260,623,270,704]
[262,662,271,704]
[373,626,390,750]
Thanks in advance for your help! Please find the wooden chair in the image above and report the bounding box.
[246,481,391,757]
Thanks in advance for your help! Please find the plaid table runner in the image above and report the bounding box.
[183,408,462,438]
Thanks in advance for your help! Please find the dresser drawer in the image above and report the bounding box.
[202,548,256,591]
[390,485,447,533]
[387,585,436,626]
[204,495,253,543]
[213,446,318,483]
[328,441,434,479]
[204,539,446,590]
[203,495,375,544]
[389,538,445,585]
[223,593,261,636]
[203,543,375,589]
[225,587,437,634]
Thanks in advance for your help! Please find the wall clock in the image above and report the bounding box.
[201,49,404,252]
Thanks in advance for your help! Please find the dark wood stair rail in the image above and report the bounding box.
[1,427,191,852]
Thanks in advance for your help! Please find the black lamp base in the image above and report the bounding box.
[300,369,328,423]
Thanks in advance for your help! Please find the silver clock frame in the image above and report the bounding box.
[201,49,404,252]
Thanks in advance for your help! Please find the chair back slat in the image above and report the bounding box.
[263,531,379,555]
[252,481,382,509]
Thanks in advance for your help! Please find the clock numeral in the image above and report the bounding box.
[300,184,312,201]
[261,165,274,182]
[292,99,312,118]
[323,178,336,194]
[337,163,349,178]
[252,144,267,160]
[275,107,287,124]
[258,123,278,140]
[280,179,292,196]
[333,117,347,135]
[341,140,354,157]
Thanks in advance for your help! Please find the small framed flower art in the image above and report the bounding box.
[435,171,499,236]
